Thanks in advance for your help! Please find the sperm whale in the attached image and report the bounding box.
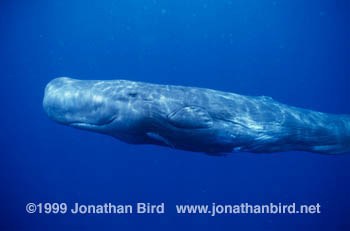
[43,77,350,155]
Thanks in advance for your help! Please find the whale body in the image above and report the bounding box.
[43,77,350,155]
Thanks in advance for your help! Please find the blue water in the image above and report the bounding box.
[1,0,349,230]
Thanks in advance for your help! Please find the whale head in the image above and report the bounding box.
[43,77,142,135]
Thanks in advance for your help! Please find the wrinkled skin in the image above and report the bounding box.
[43,77,350,155]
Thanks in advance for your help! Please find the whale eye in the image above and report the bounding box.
[127,92,138,97]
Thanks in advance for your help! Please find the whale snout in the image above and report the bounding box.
[43,77,117,127]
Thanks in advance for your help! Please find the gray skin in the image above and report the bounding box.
[43,77,350,155]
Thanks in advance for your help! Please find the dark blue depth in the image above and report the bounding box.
[1,0,349,230]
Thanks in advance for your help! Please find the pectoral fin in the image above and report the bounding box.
[146,132,174,148]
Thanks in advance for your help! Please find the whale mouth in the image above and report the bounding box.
[68,116,117,128]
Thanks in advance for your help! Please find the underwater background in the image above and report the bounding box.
[1,0,349,230]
